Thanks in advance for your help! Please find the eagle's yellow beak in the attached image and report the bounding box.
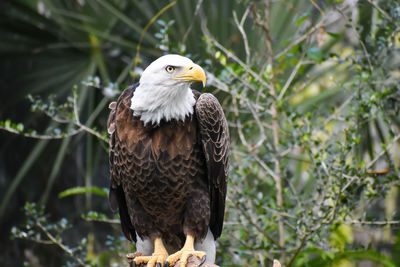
[173,64,206,87]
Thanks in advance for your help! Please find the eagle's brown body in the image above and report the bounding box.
[108,83,229,250]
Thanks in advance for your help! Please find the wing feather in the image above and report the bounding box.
[195,93,229,239]
[108,84,138,242]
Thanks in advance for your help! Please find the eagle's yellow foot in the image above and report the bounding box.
[164,235,206,267]
[132,238,168,267]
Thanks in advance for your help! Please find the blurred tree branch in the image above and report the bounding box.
[0,87,109,143]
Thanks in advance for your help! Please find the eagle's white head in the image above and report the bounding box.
[130,54,206,125]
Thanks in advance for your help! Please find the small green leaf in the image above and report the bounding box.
[361,71,370,81]
[215,51,221,59]
[297,12,310,26]
[58,186,108,199]
[327,32,343,39]
[157,20,166,26]
[16,123,24,132]
[307,47,324,63]
[5,119,11,128]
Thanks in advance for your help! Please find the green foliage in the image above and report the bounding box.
[58,186,108,199]
[11,203,88,266]
[2,0,400,266]
[12,202,128,266]
[294,247,396,267]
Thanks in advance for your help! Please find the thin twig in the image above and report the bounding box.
[251,1,286,258]
[287,179,303,210]
[182,0,204,43]
[72,91,109,143]
[1,91,109,143]
[323,92,356,126]
[253,154,281,182]
[75,122,108,143]
[227,197,281,248]
[246,99,266,148]
[232,97,251,149]
[335,7,373,72]
[201,20,274,92]
[278,59,305,100]
[310,0,325,16]
[72,91,81,124]
[36,221,85,266]
[224,65,259,93]
[233,7,251,65]
[133,0,179,70]
[0,125,83,140]
[366,133,400,170]
[252,0,274,67]
[286,235,308,267]
[341,174,358,192]
[274,20,324,59]
[348,220,400,226]
[365,0,394,24]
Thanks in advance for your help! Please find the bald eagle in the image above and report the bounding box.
[108,55,229,267]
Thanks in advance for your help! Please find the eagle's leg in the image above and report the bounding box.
[164,234,206,267]
[133,237,168,267]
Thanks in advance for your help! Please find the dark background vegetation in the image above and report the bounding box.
[1,0,400,266]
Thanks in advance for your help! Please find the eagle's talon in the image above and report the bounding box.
[199,255,207,266]
[165,250,206,267]
[131,238,168,267]
[165,234,207,267]
[133,255,167,267]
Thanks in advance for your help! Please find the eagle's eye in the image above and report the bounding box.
[165,65,176,73]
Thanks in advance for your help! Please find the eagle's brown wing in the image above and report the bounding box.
[108,84,138,242]
[195,93,229,239]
